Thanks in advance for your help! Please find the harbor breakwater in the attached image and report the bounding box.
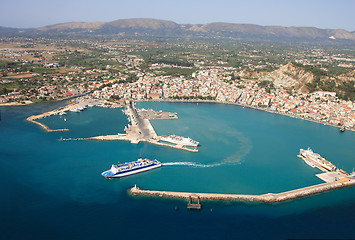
[26,104,75,132]
[129,179,355,203]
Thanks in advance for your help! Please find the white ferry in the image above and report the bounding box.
[299,148,336,171]
[160,134,199,147]
[101,158,161,178]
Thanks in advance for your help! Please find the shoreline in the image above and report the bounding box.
[129,179,355,203]
[0,102,33,107]
[7,96,353,133]
[0,92,89,107]
[139,99,355,132]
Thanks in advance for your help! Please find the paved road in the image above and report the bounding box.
[128,101,155,140]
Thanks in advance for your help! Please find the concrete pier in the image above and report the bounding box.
[129,179,355,203]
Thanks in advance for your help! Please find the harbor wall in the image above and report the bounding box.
[129,179,355,203]
[26,103,75,132]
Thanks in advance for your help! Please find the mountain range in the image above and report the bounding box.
[1,18,355,41]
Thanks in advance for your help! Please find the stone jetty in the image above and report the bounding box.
[129,178,355,203]
[26,103,75,132]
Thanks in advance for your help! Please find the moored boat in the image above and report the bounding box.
[69,108,80,112]
[101,158,161,178]
[297,154,315,168]
[299,148,336,171]
[160,134,199,147]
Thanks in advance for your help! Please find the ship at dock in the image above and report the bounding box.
[101,158,161,178]
[160,134,199,147]
[298,148,336,172]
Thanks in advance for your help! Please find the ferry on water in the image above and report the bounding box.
[101,158,161,178]
[160,134,199,147]
[299,148,336,171]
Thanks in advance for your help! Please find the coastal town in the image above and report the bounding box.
[1,37,354,130]
[1,6,355,239]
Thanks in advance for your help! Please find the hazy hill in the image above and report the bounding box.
[1,18,355,41]
[104,18,178,30]
[0,26,21,34]
[98,18,181,35]
[197,22,355,40]
[36,22,105,32]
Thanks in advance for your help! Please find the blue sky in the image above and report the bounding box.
[1,0,354,31]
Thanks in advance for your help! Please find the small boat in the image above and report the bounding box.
[340,126,345,132]
[69,108,80,112]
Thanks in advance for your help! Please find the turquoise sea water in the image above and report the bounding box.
[0,101,354,239]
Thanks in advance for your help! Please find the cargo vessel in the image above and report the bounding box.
[101,158,161,178]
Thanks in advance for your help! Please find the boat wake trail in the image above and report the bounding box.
[162,161,240,168]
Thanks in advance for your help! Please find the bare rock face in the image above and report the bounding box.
[247,63,314,92]
[338,70,355,82]
[262,63,314,90]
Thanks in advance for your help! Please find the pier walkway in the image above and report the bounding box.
[129,179,355,203]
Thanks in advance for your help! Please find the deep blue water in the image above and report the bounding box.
[0,101,354,240]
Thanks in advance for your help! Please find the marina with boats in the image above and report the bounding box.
[26,98,199,152]
[58,101,199,152]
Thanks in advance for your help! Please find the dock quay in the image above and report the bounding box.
[60,134,198,152]
[129,179,355,203]
[136,108,178,120]
[316,171,351,183]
